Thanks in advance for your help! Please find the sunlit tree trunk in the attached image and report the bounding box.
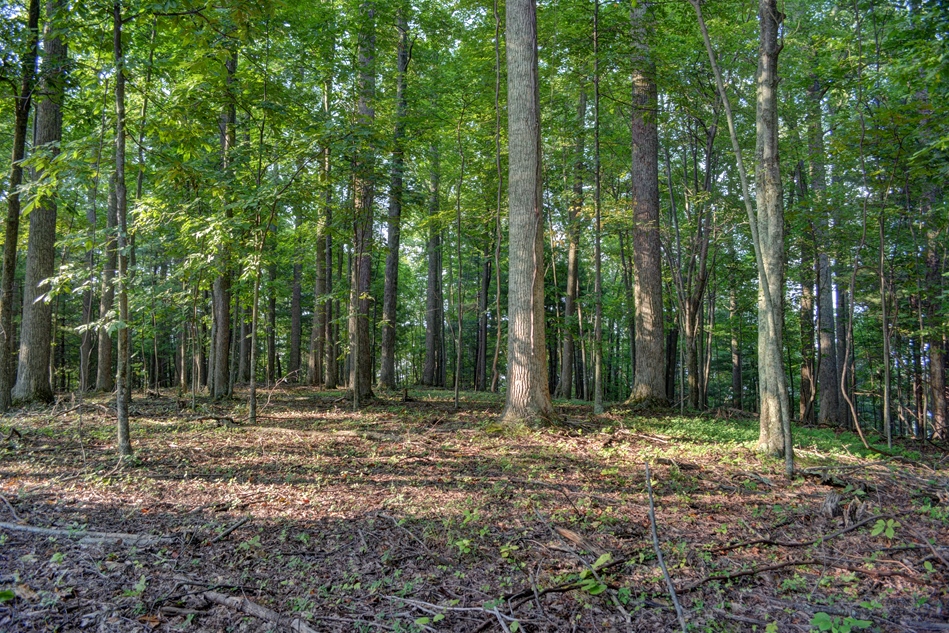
[380,8,410,391]
[501,0,554,423]
[349,0,375,404]
[628,1,665,404]
[0,0,39,411]
[13,0,66,405]
[422,145,445,387]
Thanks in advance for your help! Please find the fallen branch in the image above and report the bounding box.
[0,495,21,521]
[644,463,688,633]
[203,590,318,633]
[713,513,895,553]
[0,521,174,546]
[210,516,251,543]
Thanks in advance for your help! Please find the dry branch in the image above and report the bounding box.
[0,521,174,546]
[713,513,896,553]
[644,463,688,633]
[203,590,318,633]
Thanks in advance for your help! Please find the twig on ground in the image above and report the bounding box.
[906,525,949,570]
[203,590,318,633]
[0,494,21,521]
[210,516,251,543]
[713,513,897,552]
[0,521,174,546]
[644,463,688,633]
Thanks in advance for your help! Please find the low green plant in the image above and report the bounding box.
[809,612,871,632]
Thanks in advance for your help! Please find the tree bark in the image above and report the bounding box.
[0,0,39,410]
[628,1,665,404]
[13,0,66,405]
[289,260,302,380]
[927,229,947,438]
[554,89,585,400]
[349,0,375,404]
[501,0,554,423]
[753,0,788,457]
[380,8,410,391]
[212,47,237,400]
[112,1,131,457]
[422,145,444,387]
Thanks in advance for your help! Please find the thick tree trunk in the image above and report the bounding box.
[554,89,585,400]
[628,2,665,403]
[349,1,375,404]
[380,9,410,391]
[753,0,788,456]
[13,0,66,405]
[422,146,444,387]
[501,0,554,423]
[0,0,39,411]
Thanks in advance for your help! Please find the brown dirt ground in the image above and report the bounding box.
[0,387,947,632]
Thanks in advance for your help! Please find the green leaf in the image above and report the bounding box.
[0,590,14,603]
[593,552,613,569]
[510,621,520,632]
[415,616,430,625]
[871,519,885,537]
[811,612,833,631]
[433,613,445,622]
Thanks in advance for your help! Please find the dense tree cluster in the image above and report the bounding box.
[0,0,946,458]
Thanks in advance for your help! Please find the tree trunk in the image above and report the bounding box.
[267,264,277,385]
[112,1,131,457]
[836,280,851,426]
[13,0,67,405]
[380,8,410,391]
[349,0,375,404]
[808,75,839,427]
[730,285,742,409]
[212,47,237,400]
[927,231,947,438]
[753,0,788,457]
[475,258,491,391]
[289,261,302,380]
[422,146,444,387]
[797,161,816,425]
[0,0,39,410]
[501,0,554,423]
[554,89,585,400]
[628,1,665,403]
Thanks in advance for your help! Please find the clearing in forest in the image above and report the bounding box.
[0,388,946,632]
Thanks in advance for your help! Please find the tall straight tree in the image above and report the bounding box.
[808,73,839,426]
[13,0,66,404]
[501,0,554,423]
[692,0,793,472]
[627,0,665,403]
[421,143,445,387]
[113,0,131,457]
[0,0,39,411]
[554,88,585,400]
[350,0,375,405]
[212,46,237,400]
[380,6,411,391]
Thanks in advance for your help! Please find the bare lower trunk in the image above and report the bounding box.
[730,286,742,409]
[0,0,39,411]
[289,262,302,380]
[422,147,444,387]
[501,0,553,423]
[13,0,66,405]
[628,2,665,403]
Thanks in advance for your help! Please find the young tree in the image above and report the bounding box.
[501,0,554,423]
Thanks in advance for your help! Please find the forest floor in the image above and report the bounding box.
[0,387,947,633]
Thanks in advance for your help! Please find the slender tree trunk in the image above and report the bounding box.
[112,1,131,457]
[0,0,39,410]
[380,8,410,391]
[927,230,947,438]
[475,258,491,391]
[730,284,742,409]
[501,0,554,423]
[212,47,237,400]
[290,260,302,380]
[95,179,117,393]
[422,146,444,387]
[554,89,585,400]
[489,0,504,394]
[267,264,277,385]
[350,1,375,405]
[13,0,67,405]
[628,1,665,403]
[836,280,851,426]
[798,161,816,425]
[309,211,325,386]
